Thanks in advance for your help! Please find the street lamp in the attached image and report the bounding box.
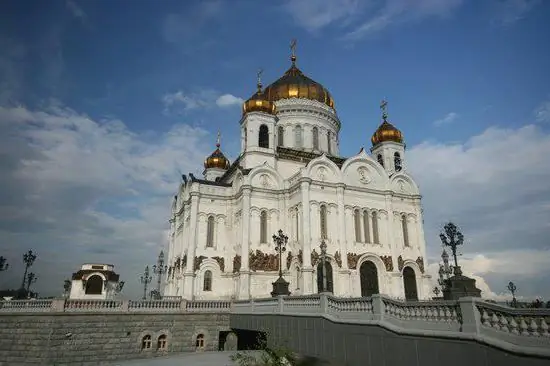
[319,240,330,293]
[140,265,152,300]
[439,222,464,276]
[507,281,517,308]
[0,256,8,272]
[152,250,168,299]
[270,229,291,297]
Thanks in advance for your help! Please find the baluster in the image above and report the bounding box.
[540,319,549,337]
[519,318,529,336]
[490,313,500,330]
[509,317,519,335]
[529,318,539,337]
[499,315,509,332]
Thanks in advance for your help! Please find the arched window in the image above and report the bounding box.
[327,131,332,155]
[141,335,152,350]
[259,124,269,148]
[402,214,409,247]
[260,210,268,243]
[372,211,379,244]
[320,205,327,239]
[354,209,361,242]
[157,334,167,350]
[196,334,205,349]
[312,127,319,150]
[203,270,212,291]
[85,275,103,295]
[278,126,284,146]
[206,216,215,248]
[394,152,402,172]
[363,210,371,243]
[377,154,384,167]
[295,125,303,148]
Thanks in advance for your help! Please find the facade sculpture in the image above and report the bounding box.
[164,42,431,300]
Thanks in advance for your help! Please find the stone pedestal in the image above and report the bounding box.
[442,266,481,300]
[271,276,291,297]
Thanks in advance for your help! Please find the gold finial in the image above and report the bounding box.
[290,39,297,64]
[380,99,388,122]
[256,68,263,93]
[216,131,221,148]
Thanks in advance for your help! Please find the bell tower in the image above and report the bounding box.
[370,100,405,174]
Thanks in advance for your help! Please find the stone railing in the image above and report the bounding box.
[232,294,550,358]
[0,298,232,313]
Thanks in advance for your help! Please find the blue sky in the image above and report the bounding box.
[1,0,549,300]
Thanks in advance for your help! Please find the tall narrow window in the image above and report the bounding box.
[260,210,268,243]
[327,131,332,155]
[295,125,303,148]
[354,209,361,242]
[206,216,215,247]
[402,214,409,247]
[295,207,300,241]
[320,205,327,239]
[278,126,284,146]
[363,210,371,243]
[312,127,319,150]
[377,154,384,167]
[372,211,379,244]
[259,124,269,148]
[394,152,402,172]
[244,128,248,148]
[203,270,212,291]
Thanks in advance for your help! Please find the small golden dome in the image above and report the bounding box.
[371,100,404,146]
[242,69,276,116]
[263,40,335,109]
[204,134,230,170]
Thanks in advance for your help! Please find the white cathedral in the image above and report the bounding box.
[164,46,431,301]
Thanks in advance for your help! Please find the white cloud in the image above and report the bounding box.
[0,103,212,299]
[407,119,550,298]
[216,94,244,107]
[282,0,463,40]
[162,90,244,114]
[490,0,541,26]
[534,98,550,123]
[433,112,459,126]
[65,0,86,20]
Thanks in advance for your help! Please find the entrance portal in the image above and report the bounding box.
[316,261,333,293]
[403,266,418,301]
[360,261,379,297]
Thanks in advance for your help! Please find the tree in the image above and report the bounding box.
[0,256,8,272]
[25,272,38,294]
[63,279,72,297]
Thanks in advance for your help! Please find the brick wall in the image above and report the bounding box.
[0,312,230,365]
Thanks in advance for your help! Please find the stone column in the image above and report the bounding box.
[182,193,199,299]
[239,187,252,299]
[300,180,313,294]
[336,186,348,269]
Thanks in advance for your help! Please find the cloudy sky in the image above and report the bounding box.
[0,0,549,300]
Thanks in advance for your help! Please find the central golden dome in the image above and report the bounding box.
[263,55,335,109]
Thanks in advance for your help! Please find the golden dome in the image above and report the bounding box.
[204,134,230,170]
[263,43,334,109]
[371,100,404,146]
[242,69,276,116]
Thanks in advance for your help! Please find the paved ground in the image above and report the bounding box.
[109,351,256,366]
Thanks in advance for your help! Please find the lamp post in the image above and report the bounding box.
[270,229,291,297]
[152,250,168,299]
[21,250,37,290]
[507,281,517,308]
[0,256,8,273]
[319,240,329,293]
[439,222,464,275]
[140,265,152,300]
[433,286,441,298]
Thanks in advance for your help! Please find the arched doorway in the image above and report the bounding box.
[360,261,379,297]
[403,266,418,301]
[85,275,103,295]
[316,261,333,293]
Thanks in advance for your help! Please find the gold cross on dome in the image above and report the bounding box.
[290,39,297,57]
[257,68,263,85]
[216,131,221,147]
[380,99,388,121]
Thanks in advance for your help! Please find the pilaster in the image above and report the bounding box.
[336,186,348,269]
[300,180,313,294]
[182,193,199,299]
[239,187,252,299]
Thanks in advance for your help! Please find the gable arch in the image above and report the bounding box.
[356,253,388,276]
[248,164,284,190]
[305,154,343,183]
[389,172,420,195]
[341,153,388,188]
[401,259,422,276]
